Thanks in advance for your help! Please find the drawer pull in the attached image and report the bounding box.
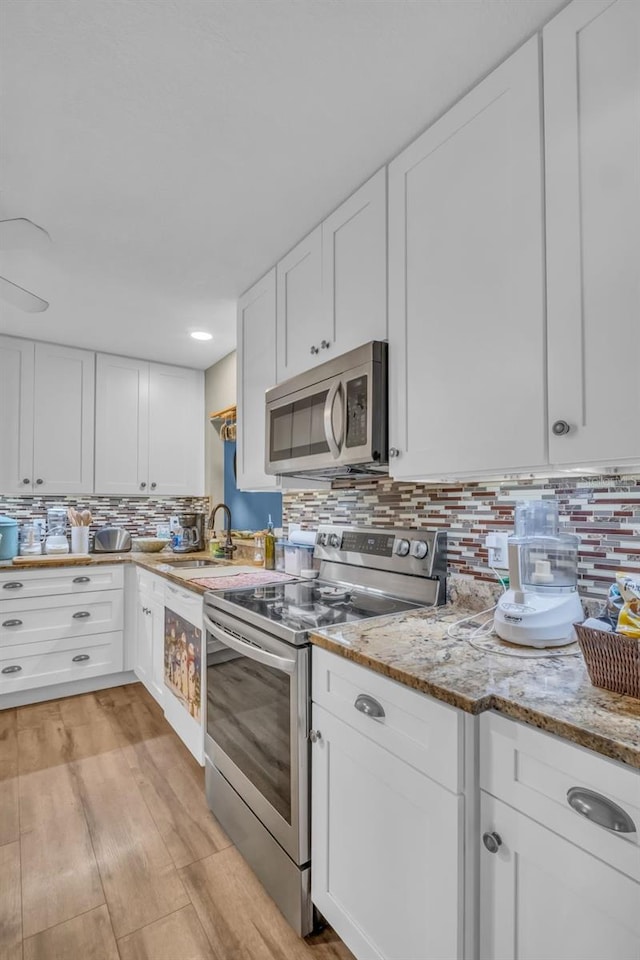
[72,654,90,662]
[72,610,91,619]
[2,619,23,628]
[354,693,385,720]
[2,582,23,590]
[73,576,91,584]
[567,787,636,835]
[483,831,503,854]
[2,665,22,674]
[309,730,322,743]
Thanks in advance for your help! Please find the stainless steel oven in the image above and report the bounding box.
[265,340,388,479]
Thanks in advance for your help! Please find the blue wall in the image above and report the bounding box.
[223,441,282,531]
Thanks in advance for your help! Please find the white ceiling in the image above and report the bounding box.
[0,0,567,369]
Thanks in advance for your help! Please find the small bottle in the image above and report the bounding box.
[264,515,275,571]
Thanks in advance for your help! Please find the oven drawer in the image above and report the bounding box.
[312,646,463,793]
[0,590,124,647]
[0,564,123,599]
[0,631,123,692]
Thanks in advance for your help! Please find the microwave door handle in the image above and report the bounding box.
[203,615,297,676]
[323,381,342,459]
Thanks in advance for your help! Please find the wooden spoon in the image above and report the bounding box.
[81,510,92,526]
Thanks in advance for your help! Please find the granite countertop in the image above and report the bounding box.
[310,600,640,770]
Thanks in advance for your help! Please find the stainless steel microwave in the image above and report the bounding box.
[265,341,388,479]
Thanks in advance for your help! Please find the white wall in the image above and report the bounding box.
[204,351,237,505]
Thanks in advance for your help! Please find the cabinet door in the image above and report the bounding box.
[312,704,462,960]
[148,363,204,495]
[236,270,279,490]
[0,335,34,494]
[545,0,640,466]
[322,168,387,357]
[480,793,640,960]
[388,37,546,480]
[33,342,95,494]
[135,598,153,694]
[150,598,165,705]
[95,354,149,495]
[276,227,323,382]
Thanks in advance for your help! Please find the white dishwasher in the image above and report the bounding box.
[163,580,205,763]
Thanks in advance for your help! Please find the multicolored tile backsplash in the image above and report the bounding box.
[0,495,210,536]
[283,475,640,598]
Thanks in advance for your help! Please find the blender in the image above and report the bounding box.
[495,500,583,647]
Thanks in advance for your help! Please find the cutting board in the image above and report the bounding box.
[11,554,93,567]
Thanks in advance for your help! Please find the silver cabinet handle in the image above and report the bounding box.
[389,447,400,458]
[139,481,147,489]
[2,619,23,628]
[309,730,322,743]
[72,654,90,662]
[483,832,502,854]
[150,481,157,490]
[3,582,23,590]
[310,345,319,355]
[552,420,571,436]
[320,340,331,350]
[72,610,91,619]
[2,665,22,674]
[354,693,385,719]
[567,788,636,834]
[22,478,30,485]
[36,478,44,485]
[73,576,91,584]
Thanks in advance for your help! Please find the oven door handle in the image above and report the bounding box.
[323,380,343,460]
[204,615,297,675]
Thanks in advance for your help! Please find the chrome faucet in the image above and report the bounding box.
[208,503,236,560]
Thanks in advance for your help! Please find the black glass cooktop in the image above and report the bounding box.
[213,579,419,635]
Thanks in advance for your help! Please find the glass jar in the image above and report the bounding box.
[253,535,264,566]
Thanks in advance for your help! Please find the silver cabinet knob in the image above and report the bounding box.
[309,730,322,743]
[310,345,320,355]
[150,482,157,490]
[140,481,147,489]
[320,340,331,350]
[36,478,44,485]
[483,831,502,854]
[22,478,30,485]
[552,420,571,436]
[389,447,400,458]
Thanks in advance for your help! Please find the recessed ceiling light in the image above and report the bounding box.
[190,331,213,341]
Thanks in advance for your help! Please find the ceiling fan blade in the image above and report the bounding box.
[0,218,51,250]
[0,275,49,312]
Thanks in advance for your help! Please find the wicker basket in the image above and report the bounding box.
[574,623,640,700]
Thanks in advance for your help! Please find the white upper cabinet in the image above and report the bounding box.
[95,355,204,496]
[388,37,546,481]
[321,168,387,358]
[276,170,387,383]
[95,354,149,495]
[148,363,204,496]
[236,269,279,491]
[544,0,640,467]
[32,343,95,495]
[0,335,34,495]
[276,226,323,382]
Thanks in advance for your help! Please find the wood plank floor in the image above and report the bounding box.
[0,682,354,960]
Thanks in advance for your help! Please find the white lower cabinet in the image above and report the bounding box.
[311,648,465,960]
[135,591,164,706]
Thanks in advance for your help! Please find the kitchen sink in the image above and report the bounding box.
[166,559,225,568]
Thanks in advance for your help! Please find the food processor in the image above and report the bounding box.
[495,500,583,647]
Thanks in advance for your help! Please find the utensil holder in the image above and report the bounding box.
[71,526,90,554]
[574,623,640,700]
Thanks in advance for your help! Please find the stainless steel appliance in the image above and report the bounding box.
[265,341,388,480]
[204,524,446,935]
[93,527,132,553]
[171,512,206,553]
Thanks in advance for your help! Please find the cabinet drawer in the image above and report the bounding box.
[0,590,123,647]
[0,564,123,599]
[480,712,640,881]
[137,568,167,600]
[0,631,123,693]
[312,647,463,793]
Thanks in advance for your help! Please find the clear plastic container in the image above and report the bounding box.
[512,501,579,592]
[46,506,67,537]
